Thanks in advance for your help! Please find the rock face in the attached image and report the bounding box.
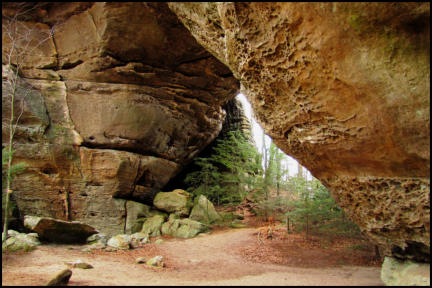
[2,2,238,237]
[169,2,430,261]
[189,195,222,224]
[140,214,166,237]
[2,2,429,265]
[381,257,430,286]
[153,189,194,216]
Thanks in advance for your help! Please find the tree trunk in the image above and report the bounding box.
[286,216,290,234]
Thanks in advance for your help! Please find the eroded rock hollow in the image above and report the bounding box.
[2,2,430,264]
[168,2,430,262]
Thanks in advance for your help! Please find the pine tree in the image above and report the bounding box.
[185,130,261,206]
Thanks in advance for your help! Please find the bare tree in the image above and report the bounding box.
[2,2,54,242]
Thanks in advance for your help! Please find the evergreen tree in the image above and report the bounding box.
[185,130,262,205]
[286,177,361,239]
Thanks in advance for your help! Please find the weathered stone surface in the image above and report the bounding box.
[381,257,430,286]
[140,215,166,237]
[2,2,238,239]
[153,189,193,216]
[161,215,208,239]
[46,268,72,286]
[130,232,149,248]
[24,215,98,243]
[86,233,107,245]
[189,195,222,224]
[107,234,131,250]
[146,255,165,268]
[79,147,180,202]
[3,1,429,271]
[169,2,430,261]
[125,201,150,234]
[2,230,41,252]
[65,260,94,269]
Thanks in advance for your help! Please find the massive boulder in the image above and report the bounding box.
[168,2,430,262]
[24,215,98,243]
[189,194,222,224]
[2,2,238,237]
[153,189,193,216]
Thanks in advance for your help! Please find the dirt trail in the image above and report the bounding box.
[2,227,384,286]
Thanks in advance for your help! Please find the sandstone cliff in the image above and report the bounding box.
[2,2,430,264]
[168,2,430,262]
[2,2,238,236]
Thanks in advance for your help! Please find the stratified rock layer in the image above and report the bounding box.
[2,2,238,237]
[168,2,430,261]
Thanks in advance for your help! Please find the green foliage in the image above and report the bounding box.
[185,130,262,206]
[253,196,291,221]
[2,148,26,184]
[285,176,361,238]
[2,147,26,236]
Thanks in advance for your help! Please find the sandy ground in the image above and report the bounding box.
[2,227,384,286]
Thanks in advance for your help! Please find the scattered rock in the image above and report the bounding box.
[24,215,98,243]
[45,268,72,286]
[107,234,131,250]
[140,215,166,237]
[381,257,430,286]
[189,194,222,224]
[135,257,146,264]
[146,255,165,268]
[65,260,94,269]
[81,241,106,252]
[154,239,164,245]
[104,247,117,252]
[86,233,108,245]
[2,230,41,252]
[130,232,149,248]
[125,201,167,234]
[7,230,20,237]
[162,216,208,239]
[153,189,193,216]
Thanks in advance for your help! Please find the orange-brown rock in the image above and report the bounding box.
[169,2,430,261]
[2,2,238,236]
[2,2,430,264]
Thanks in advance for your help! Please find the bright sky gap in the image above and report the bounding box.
[236,93,312,180]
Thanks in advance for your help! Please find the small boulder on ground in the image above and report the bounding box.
[153,189,193,216]
[107,234,131,250]
[146,255,165,268]
[65,260,94,269]
[82,233,108,251]
[45,268,72,286]
[24,215,98,243]
[130,232,149,248]
[86,233,107,245]
[2,230,41,252]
